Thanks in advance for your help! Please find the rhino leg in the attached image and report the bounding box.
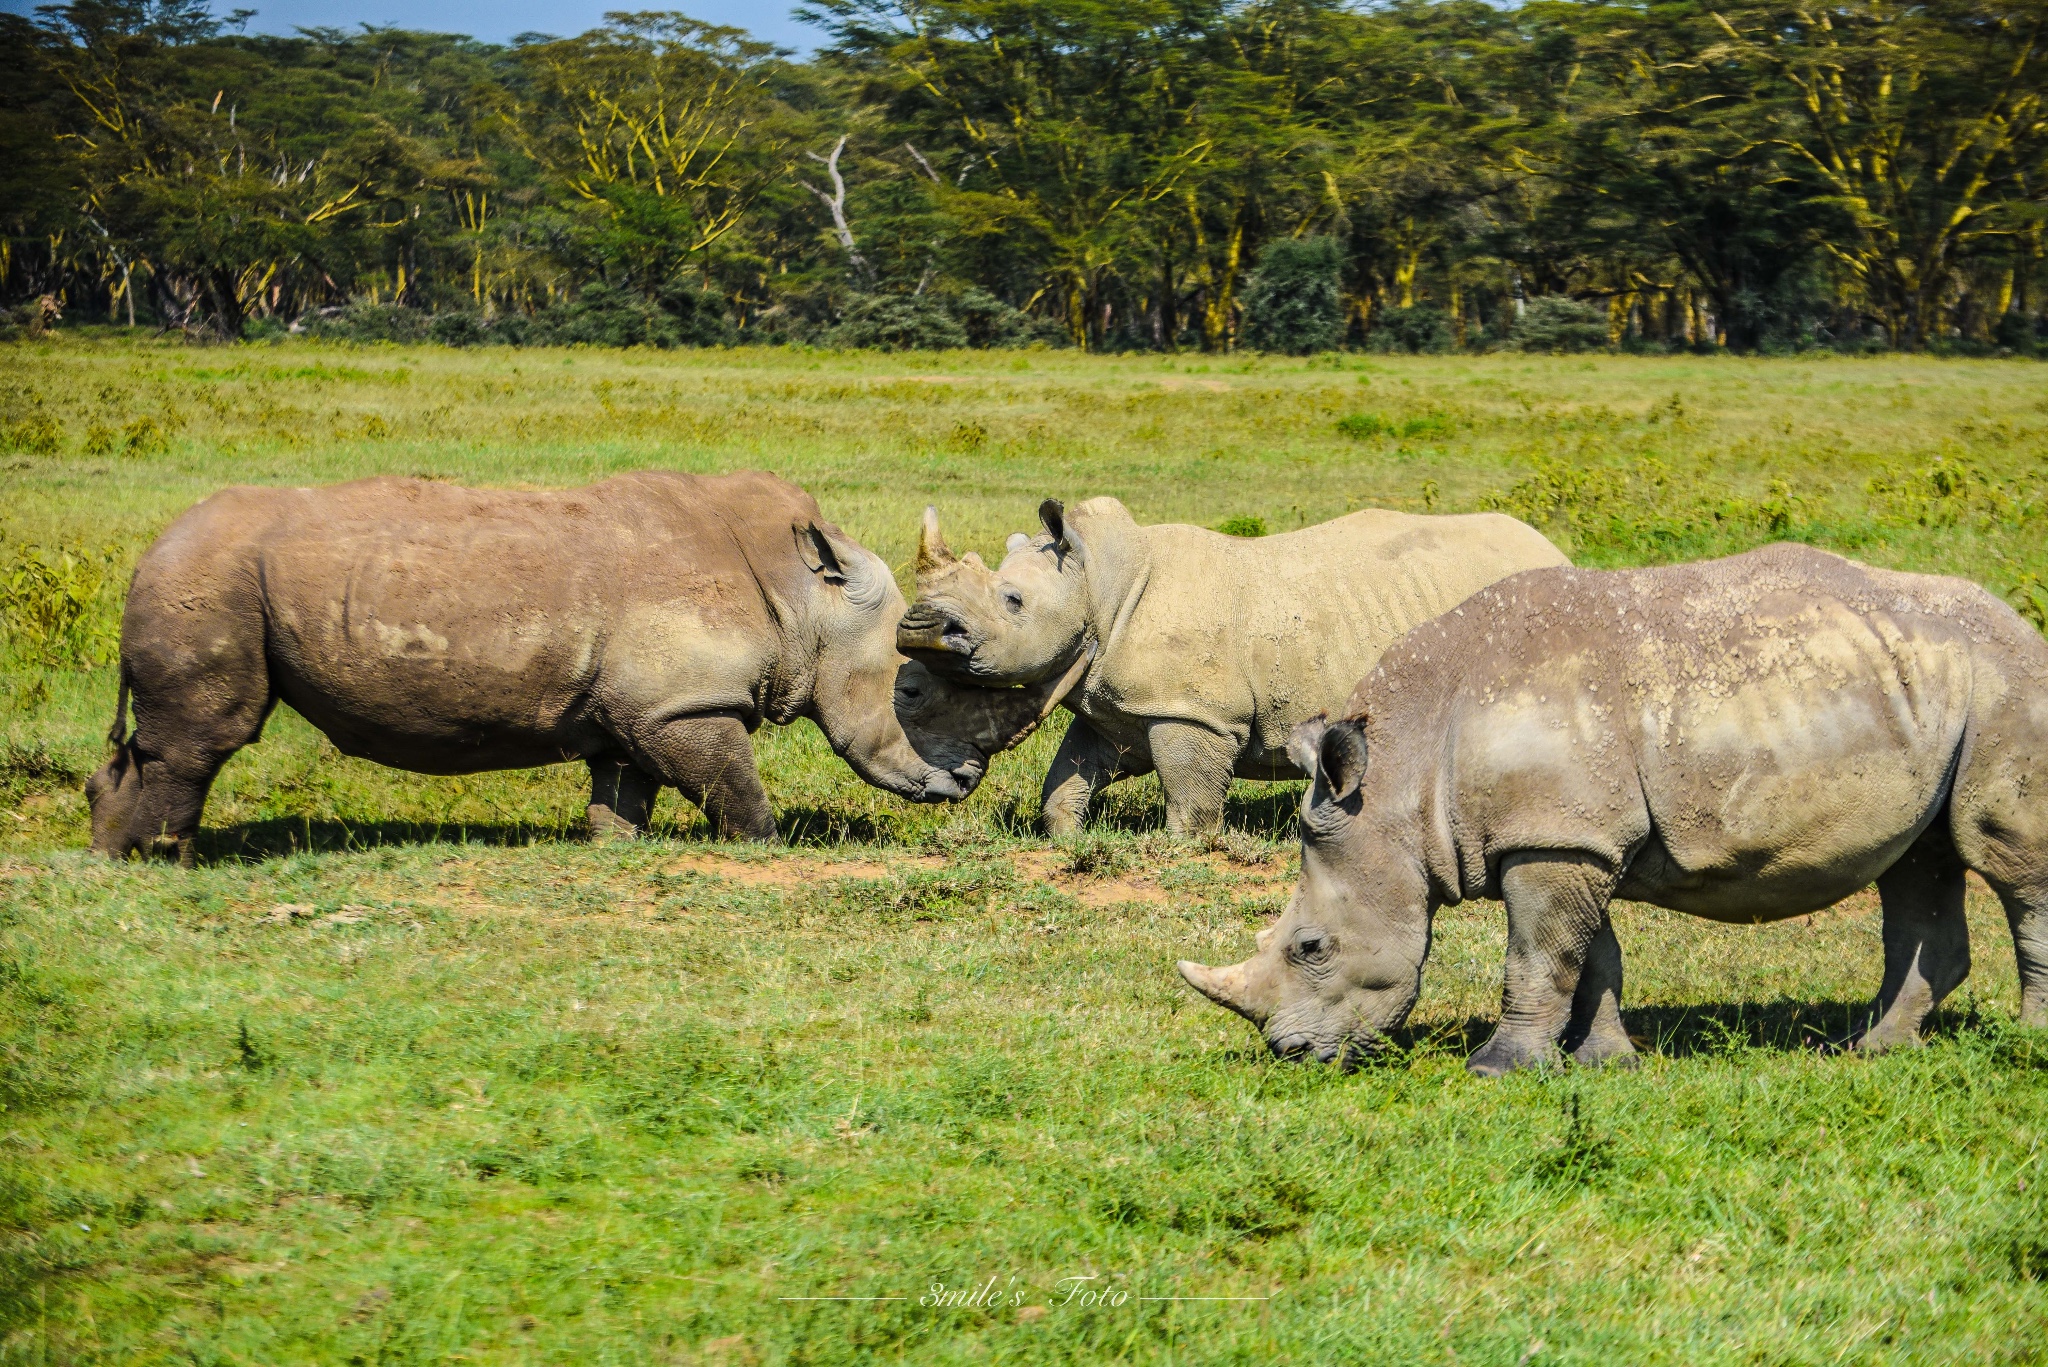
[1998,881,2048,1028]
[634,713,776,842]
[1040,719,1148,838]
[1561,919,1636,1068]
[1858,824,1971,1052]
[1148,720,1240,837]
[1469,851,1619,1077]
[587,755,660,840]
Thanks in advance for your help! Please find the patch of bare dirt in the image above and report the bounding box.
[1156,377,1231,393]
[665,846,1293,908]
[662,851,947,887]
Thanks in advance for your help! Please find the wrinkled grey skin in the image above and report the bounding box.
[893,651,1095,793]
[1180,544,2048,1073]
[88,471,989,863]
[899,498,1567,835]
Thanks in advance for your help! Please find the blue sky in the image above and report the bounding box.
[0,0,821,49]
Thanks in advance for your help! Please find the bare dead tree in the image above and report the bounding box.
[904,142,942,186]
[904,142,979,188]
[800,135,873,285]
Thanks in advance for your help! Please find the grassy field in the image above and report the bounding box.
[2,334,2048,1363]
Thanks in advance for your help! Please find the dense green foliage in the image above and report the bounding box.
[3,338,2048,1359]
[8,0,2048,352]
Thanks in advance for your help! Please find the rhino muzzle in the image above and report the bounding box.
[896,607,976,664]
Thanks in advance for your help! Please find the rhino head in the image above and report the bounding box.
[896,503,1092,686]
[1177,714,1434,1066]
[790,519,979,803]
[893,646,1094,789]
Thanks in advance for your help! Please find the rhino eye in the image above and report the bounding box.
[1288,928,1334,966]
[1001,589,1024,614]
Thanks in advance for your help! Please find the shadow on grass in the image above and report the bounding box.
[1088,783,1304,841]
[1347,997,1882,1065]
[194,817,583,861]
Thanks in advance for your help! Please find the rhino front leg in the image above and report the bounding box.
[1560,919,1636,1068]
[635,713,777,842]
[587,756,660,840]
[1040,719,1148,838]
[1148,720,1241,837]
[1859,825,1971,1052]
[1469,851,1619,1077]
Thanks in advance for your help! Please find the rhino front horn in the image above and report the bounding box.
[917,505,957,574]
[1177,958,1264,1025]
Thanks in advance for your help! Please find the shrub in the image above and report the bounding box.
[1337,412,1450,441]
[1368,304,1454,354]
[304,302,432,343]
[0,385,62,455]
[823,293,969,351]
[1215,514,1268,537]
[1240,236,1345,355]
[0,543,121,669]
[121,416,169,456]
[529,281,733,348]
[952,289,1066,348]
[1510,296,1611,353]
[427,311,489,346]
[1995,311,2044,357]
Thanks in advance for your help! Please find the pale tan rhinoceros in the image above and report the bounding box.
[897,497,1568,834]
[1180,544,2048,1073]
[86,471,1063,863]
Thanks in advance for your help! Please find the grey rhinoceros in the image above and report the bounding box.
[897,497,1568,835]
[86,471,1059,862]
[1179,544,2048,1073]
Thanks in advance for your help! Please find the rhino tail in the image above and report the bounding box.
[106,666,130,748]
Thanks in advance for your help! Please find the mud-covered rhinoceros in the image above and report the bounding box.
[86,471,1061,863]
[897,497,1568,835]
[1179,544,2048,1073]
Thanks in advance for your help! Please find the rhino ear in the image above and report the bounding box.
[1317,718,1369,806]
[796,521,888,610]
[1005,532,1031,555]
[1040,499,1082,558]
[1287,713,1331,776]
[796,520,845,582]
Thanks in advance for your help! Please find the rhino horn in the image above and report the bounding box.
[916,505,957,575]
[1177,958,1266,1025]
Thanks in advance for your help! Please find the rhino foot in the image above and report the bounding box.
[1465,1034,1560,1078]
[1571,1033,1640,1069]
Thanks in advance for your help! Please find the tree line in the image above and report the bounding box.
[5,0,2047,353]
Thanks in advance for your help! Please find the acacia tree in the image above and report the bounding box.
[1712,0,2048,346]
[511,15,798,297]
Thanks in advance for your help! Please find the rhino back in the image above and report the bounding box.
[1091,509,1565,761]
[248,472,792,771]
[1363,544,2032,919]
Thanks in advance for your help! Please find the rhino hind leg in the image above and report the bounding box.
[587,756,660,840]
[1148,720,1240,837]
[1469,851,1620,1077]
[1040,719,1149,838]
[1858,822,1972,1052]
[1998,881,2048,1028]
[634,713,775,842]
[1561,919,1636,1068]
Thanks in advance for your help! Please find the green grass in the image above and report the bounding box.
[3,334,2048,1363]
